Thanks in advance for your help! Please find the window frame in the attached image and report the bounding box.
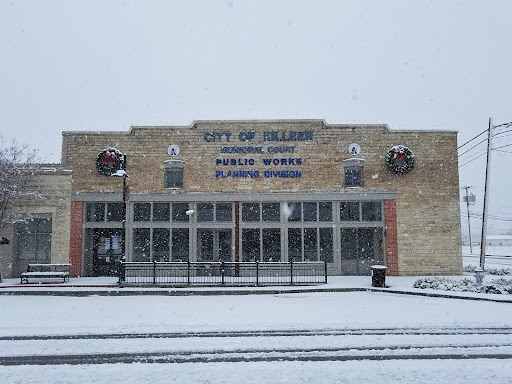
[15,216,53,263]
[164,160,184,189]
[343,158,364,188]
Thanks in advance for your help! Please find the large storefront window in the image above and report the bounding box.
[123,199,383,272]
[133,227,190,262]
[340,201,381,222]
[263,228,281,261]
[86,202,125,222]
[197,203,233,222]
[287,227,334,262]
[133,228,150,262]
[133,202,190,222]
[16,217,52,262]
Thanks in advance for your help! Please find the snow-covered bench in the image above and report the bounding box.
[20,264,71,284]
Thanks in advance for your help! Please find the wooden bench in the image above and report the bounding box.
[20,264,71,284]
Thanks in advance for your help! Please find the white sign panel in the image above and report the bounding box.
[168,144,180,157]
[348,143,361,155]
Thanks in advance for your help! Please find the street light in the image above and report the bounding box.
[111,155,128,263]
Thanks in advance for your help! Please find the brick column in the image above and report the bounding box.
[69,202,83,277]
[384,200,398,276]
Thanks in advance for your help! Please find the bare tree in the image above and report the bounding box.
[0,137,42,282]
[0,137,41,234]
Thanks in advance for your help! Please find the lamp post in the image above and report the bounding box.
[111,154,128,261]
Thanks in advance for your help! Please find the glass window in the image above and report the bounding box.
[172,203,189,222]
[340,202,360,221]
[340,228,358,259]
[218,230,232,262]
[288,228,302,262]
[345,168,362,187]
[198,230,214,261]
[133,228,150,261]
[216,203,232,222]
[16,218,52,262]
[172,228,189,261]
[358,228,376,259]
[303,202,317,222]
[17,234,36,261]
[86,202,105,222]
[304,228,318,261]
[242,229,260,261]
[153,203,170,222]
[197,203,214,222]
[36,217,53,233]
[362,202,382,221]
[319,228,333,263]
[287,202,301,222]
[35,235,51,261]
[107,203,125,222]
[263,228,281,261]
[242,203,260,222]
[165,169,184,189]
[134,203,151,222]
[153,228,170,261]
[262,203,280,222]
[319,202,333,222]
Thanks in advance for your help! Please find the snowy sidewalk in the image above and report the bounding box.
[1,275,512,303]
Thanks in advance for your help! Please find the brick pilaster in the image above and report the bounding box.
[69,202,83,277]
[384,200,398,276]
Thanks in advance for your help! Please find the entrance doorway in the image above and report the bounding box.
[340,228,384,275]
[197,229,232,262]
[92,229,124,276]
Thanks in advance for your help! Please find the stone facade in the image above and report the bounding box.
[0,166,72,278]
[61,120,462,276]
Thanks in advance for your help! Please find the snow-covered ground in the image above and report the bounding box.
[1,290,512,383]
[1,247,511,383]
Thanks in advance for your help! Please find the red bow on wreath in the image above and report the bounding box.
[393,147,405,161]
[102,151,117,165]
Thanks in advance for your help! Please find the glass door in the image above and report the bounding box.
[93,229,124,276]
[340,228,383,275]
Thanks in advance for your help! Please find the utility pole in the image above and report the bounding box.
[479,118,493,270]
[462,186,473,253]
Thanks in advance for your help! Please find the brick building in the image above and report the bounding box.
[0,120,463,278]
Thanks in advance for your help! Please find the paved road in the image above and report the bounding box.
[2,327,512,365]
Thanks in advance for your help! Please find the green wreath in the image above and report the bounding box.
[96,147,124,176]
[386,145,414,175]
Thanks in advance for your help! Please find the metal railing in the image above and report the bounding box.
[118,260,328,287]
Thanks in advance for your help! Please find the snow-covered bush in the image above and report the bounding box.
[464,264,511,275]
[413,277,512,294]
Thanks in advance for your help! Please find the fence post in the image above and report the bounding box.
[221,261,225,285]
[290,259,294,285]
[153,260,157,285]
[118,256,126,285]
[324,261,328,284]
[256,261,259,286]
[187,261,191,285]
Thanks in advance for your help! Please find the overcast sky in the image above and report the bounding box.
[1,0,512,232]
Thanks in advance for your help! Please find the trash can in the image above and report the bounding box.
[371,265,387,288]
[474,267,484,285]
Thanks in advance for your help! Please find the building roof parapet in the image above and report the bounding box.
[62,119,458,135]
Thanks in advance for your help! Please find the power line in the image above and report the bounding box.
[459,152,487,167]
[492,143,512,151]
[458,138,488,157]
[458,129,489,149]
[494,121,512,129]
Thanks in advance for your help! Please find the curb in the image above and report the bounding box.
[0,286,511,303]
